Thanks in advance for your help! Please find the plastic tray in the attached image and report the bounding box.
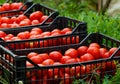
[0,33,120,84]
[0,16,87,49]
[0,1,33,17]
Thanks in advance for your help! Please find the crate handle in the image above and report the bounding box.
[109,46,120,59]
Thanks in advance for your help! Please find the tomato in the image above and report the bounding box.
[0,31,6,38]
[39,15,51,23]
[82,64,95,74]
[102,52,110,58]
[61,28,72,34]
[30,11,43,21]
[41,31,51,37]
[105,62,116,70]
[109,47,118,56]
[65,58,77,64]
[0,17,11,24]
[42,59,54,65]
[60,56,71,64]
[15,15,27,24]
[89,43,100,49]
[19,19,31,26]
[64,48,78,58]
[80,53,95,62]
[11,2,24,10]
[31,19,40,25]
[0,6,5,12]
[51,29,61,34]
[17,31,30,39]
[27,52,38,58]
[30,56,43,64]
[0,23,8,28]
[77,46,88,56]
[11,36,21,41]
[99,48,108,58]
[31,27,43,34]
[26,61,34,68]
[50,32,61,37]
[2,3,11,11]
[37,53,49,61]
[61,73,71,84]
[87,46,100,59]
[49,51,62,62]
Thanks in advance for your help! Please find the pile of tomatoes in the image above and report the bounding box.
[25,42,119,84]
[0,2,25,11]
[0,11,51,28]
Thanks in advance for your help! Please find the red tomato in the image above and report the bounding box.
[51,29,61,34]
[27,52,38,58]
[17,31,30,39]
[0,31,6,38]
[19,19,31,26]
[61,28,72,34]
[102,52,110,58]
[99,48,108,58]
[61,73,71,84]
[49,51,62,62]
[30,11,43,21]
[37,53,49,61]
[39,15,51,23]
[77,46,88,56]
[0,6,5,12]
[60,56,71,64]
[65,58,77,64]
[109,47,118,56]
[42,59,54,65]
[2,3,11,11]
[30,56,43,64]
[41,31,51,37]
[64,48,78,58]
[10,36,21,41]
[31,27,43,34]
[0,23,8,28]
[15,15,27,24]
[80,53,95,62]
[89,43,100,49]
[31,19,40,25]
[0,17,11,24]
[30,31,40,36]
[87,46,100,59]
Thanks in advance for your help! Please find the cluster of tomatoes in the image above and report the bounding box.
[0,2,25,11]
[0,11,50,28]
[26,43,119,84]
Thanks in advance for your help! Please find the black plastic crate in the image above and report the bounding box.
[0,3,59,29]
[0,16,87,49]
[0,1,33,17]
[0,33,120,84]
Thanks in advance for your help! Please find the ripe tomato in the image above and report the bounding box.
[49,51,62,62]
[30,56,43,64]
[19,19,31,26]
[80,53,95,62]
[51,29,61,34]
[77,46,88,56]
[61,28,72,34]
[109,47,118,56]
[0,6,5,12]
[0,23,8,28]
[15,15,27,24]
[64,48,78,58]
[17,32,29,39]
[2,3,11,11]
[31,27,43,34]
[65,58,77,64]
[30,11,43,21]
[0,17,11,24]
[31,19,40,25]
[42,59,54,66]
[87,46,100,59]
[0,31,6,38]
[60,56,71,64]
[89,43,100,49]
[99,48,108,58]
[39,15,51,23]
[61,73,71,84]
[41,31,51,37]
[27,52,38,58]
[37,53,49,61]
[102,52,110,58]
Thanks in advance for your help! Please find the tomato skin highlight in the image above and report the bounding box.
[65,48,78,58]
